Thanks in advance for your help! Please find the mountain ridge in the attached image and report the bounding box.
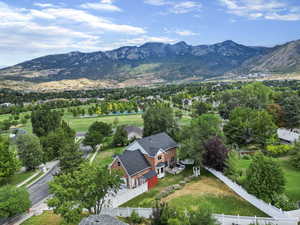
[0,39,299,91]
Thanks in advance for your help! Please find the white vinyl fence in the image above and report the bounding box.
[100,208,299,225]
[104,182,148,208]
[205,167,298,221]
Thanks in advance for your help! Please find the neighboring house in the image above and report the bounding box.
[75,132,86,142]
[9,128,27,140]
[277,128,300,144]
[123,126,143,140]
[110,132,177,189]
[79,215,128,225]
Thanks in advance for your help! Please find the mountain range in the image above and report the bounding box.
[0,39,299,91]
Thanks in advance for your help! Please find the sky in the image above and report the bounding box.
[0,0,300,66]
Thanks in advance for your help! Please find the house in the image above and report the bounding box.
[75,132,86,142]
[110,132,177,189]
[277,128,300,144]
[79,215,128,225]
[123,126,143,140]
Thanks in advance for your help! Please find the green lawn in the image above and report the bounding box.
[92,146,124,167]
[5,170,37,186]
[237,157,300,201]
[168,194,266,216]
[122,168,265,216]
[21,211,63,225]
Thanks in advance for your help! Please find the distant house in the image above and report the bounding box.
[123,126,143,140]
[110,132,177,189]
[9,128,27,140]
[75,132,86,142]
[79,215,128,225]
[277,128,300,143]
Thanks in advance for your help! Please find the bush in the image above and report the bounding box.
[129,210,143,224]
[266,144,294,156]
[272,193,298,211]
[0,186,31,218]
[245,153,285,203]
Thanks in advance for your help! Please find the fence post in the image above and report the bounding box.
[238,214,240,224]
[127,207,130,217]
[222,214,224,225]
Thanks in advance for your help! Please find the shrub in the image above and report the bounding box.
[271,193,298,211]
[245,153,285,203]
[129,210,143,224]
[266,144,293,156]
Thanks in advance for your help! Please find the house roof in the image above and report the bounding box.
[118,150,151,176]
[123,126,143,136]
[79,215,128,225]
[76,132,86,137]
[156,162,166,167]
[143,170,157,180]
[136,132,177,157]
[277,128,300,143]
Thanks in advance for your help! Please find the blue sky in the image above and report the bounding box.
[0,0,300,66]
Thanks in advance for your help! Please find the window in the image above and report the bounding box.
[161,167,164,173]
[158,155,162,160]
[118,161,121,166]
[157,169,160,174]
[171,157,175,162]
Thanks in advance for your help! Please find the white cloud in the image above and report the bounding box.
[170,1,202,14]
[219,0,300,21]
[80,1,122,12]
[144,0,201,14]
[42,8,145,34]
[34,3,57,8]
[174,29,198,36]
[144,0,170,6]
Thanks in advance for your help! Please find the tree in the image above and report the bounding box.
[224,107,277,148]
[113,117,119,128]
[48,163,121,224]
[112,125,128,147]
[41,128,73,161]
[59,142,83,174]
[279,95,300,129]
[83,122,113,151]
[16,134,43,171]
[31,110,62,137]
[290,141,300,169]
[191,101,210,117]
[239,82,273,110]
[267,104,284,127]
[0,137,19,184]
[245,153,285,203]
[203,136,228,172]
[188,208,220,225]
[179,114,223,165]
[143,104,178,139]
[0,186,31,218]
[224,151,241,180]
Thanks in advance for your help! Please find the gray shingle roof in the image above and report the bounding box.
[118,150,151,176]
[79,215,128,225]
[123,126,143,136]
[137,132,177,157]
[143,170,157,180]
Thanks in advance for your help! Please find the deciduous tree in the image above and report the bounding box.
[0,137,19,184]
[48,163,121,224]
[16,134,43,171]
[0,186,31,218]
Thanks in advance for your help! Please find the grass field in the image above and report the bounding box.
[5,170,37,186]
[122,168,265,216]
[1,109,192,133]
[92,146,124,167]
[21,211,63,225]
[237,157,300,202]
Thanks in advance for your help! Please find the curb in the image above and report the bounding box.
[26,161,59,189]
[16,171,40,188]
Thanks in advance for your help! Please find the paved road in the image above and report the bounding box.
[28,164,59,205]
[28,148,90,206]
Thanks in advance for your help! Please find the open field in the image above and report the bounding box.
[122,168,266,216]
[0,107,192,133]
[237,157,300,202]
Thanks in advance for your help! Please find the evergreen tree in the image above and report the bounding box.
[112,125,128,147]
[59,142,83,174]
